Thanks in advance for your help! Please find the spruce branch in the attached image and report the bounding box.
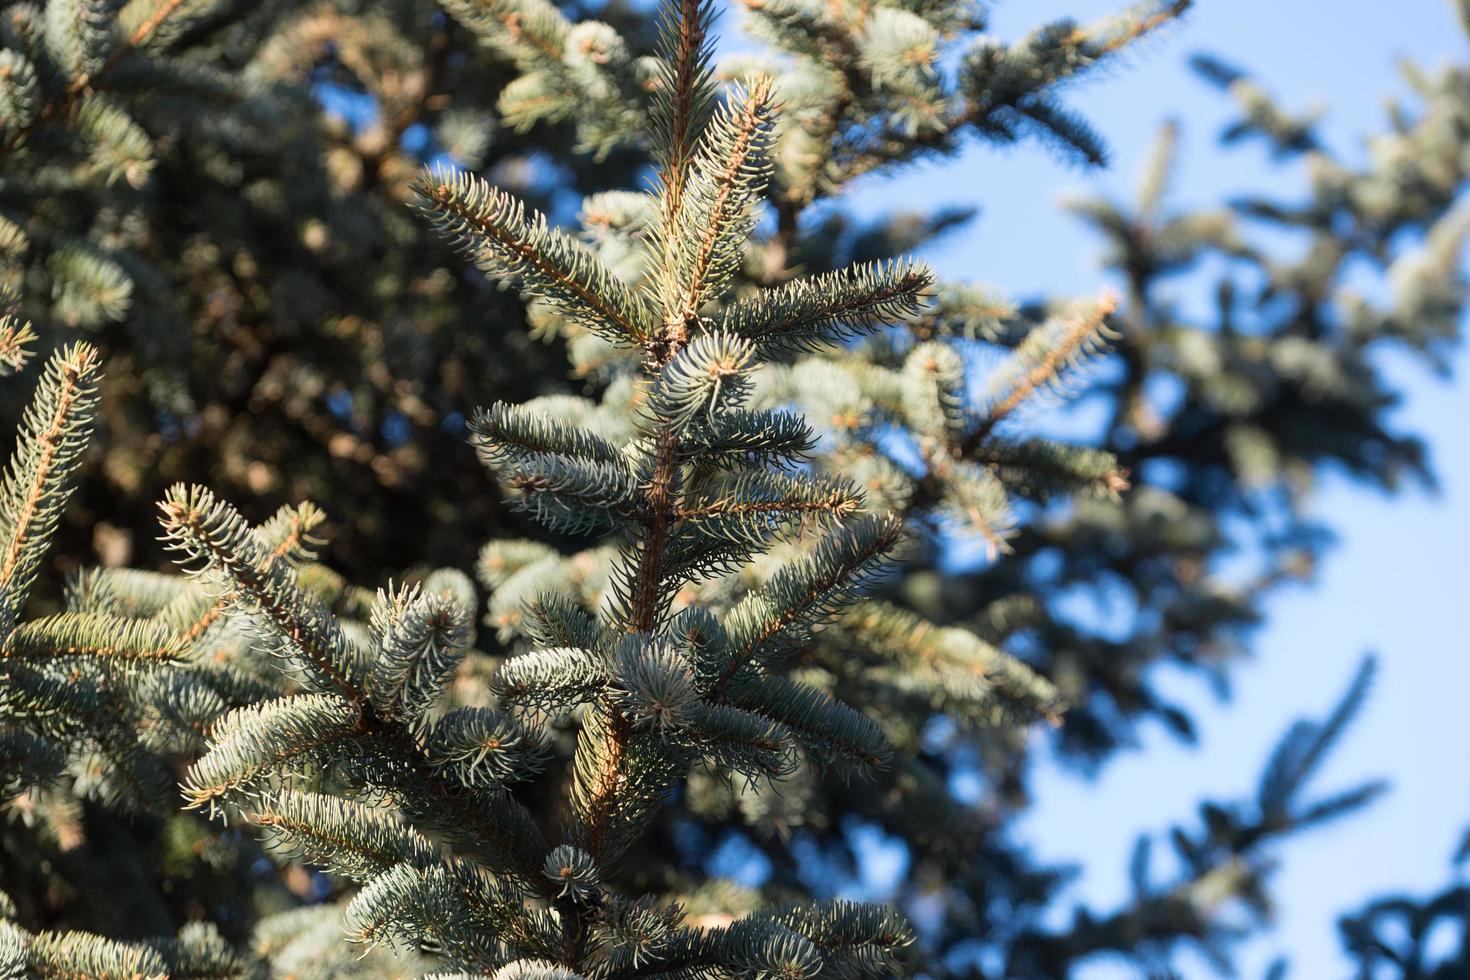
[0,51,42,136]
[499,453,646,535]
[658,76,778,332]
[936,460,1018,559]
[714,260,935,358]
[493,648,611,715]
[166,501,326,650]
[343,862,506,969]
[648,0,719,327]
[64,566,191,618]
[437,0,569,69]
[674,472,864,550]
[116,0,201,55]
[837,599,1065,725]
[246,789,440,881]
[0,303,37,378]
[976,437,1130,501]
[651,0,718,195]
[48,243,132,327]
[2,658,174,811]
[181,693,363,813]
[521,592,603,651]
[3,611,184,664]
[367,581,473,725]
[146,922,262,980]
[679,700,791,779]
[838,0,1193,179]
[425,706,551,788]
[648,330,756,429]
[45,0,111,89]
[570,702,656,861]
[0,729,67,795]
[678,409,816,470]
[472,404,644,534]
[0,0,193,157]
[72,91,155,187]
[360,719,553,888]
[158,484,364,699]
[478,540,560,591]
[723,674,891,772]
[736,900,915,975]
[715,513,904,694]
[21,929,169,980]
[344,858,561,963]
[416,169,654,346]
[969,292,1118,448]
[902,339,970,443]
[160,485,553,887]
[0,342,101,614]
[472,403,624,467]
[1258,655,1378,822]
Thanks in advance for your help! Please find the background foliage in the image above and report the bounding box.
[0,0,1466,976]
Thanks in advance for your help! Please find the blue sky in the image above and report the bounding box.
[844,0,1470,975]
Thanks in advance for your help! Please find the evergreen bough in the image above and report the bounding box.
[0,0,1467,976]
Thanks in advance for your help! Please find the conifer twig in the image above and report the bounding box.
[0,345,101,590]
[966,291,1118,450]
[0,0,191,157]
[176,507,321,646]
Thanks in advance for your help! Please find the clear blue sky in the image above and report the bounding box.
[843,0,1470,975]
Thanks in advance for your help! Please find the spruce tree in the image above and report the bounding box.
[0,0,1466,977]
